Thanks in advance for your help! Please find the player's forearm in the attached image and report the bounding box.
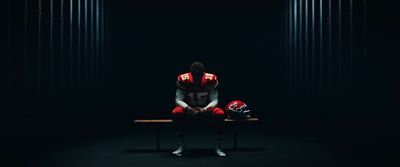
[204,89,218,110]
[175,89,189,108]
[204,99,218,110]
[176,99,189,108]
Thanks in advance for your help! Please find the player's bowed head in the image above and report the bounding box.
[190,61,205,86]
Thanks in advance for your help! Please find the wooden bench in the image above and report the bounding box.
[133,118,259,150]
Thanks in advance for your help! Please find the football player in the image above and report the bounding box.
[171,62,226,157]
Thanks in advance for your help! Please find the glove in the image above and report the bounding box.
[185,106,199,115]
[195,107,206,113]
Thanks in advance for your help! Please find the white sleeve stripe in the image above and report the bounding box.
[205,89,218,109]
[175,89,188,108]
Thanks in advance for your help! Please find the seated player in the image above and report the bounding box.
[171,62,226,157]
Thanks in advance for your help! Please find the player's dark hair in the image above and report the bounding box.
[190,62,205,76]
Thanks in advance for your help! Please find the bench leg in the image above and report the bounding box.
[233,124,237,150]
[156,125,160,150]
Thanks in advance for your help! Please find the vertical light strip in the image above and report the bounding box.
[328,0,332,93]
[78,0,81,88]
[294,0,298,96]
[299,0,303,96]
[50,0,54,92]
[311,0,315,96]
[338,0,342,92]
[91,0,95,84]
[96,0,100,83]
[319,0,323,92]
[93,0,96,83]
[305,0,309,96]
[70,0,74,88]
[85,0,88,87]
[61,0,65,89]
[289,0,293,93]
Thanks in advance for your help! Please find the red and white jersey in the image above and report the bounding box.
[176,72,218,107]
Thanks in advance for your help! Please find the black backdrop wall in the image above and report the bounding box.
[1,0,400,159]
[107,2,285,119]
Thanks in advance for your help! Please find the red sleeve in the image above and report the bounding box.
[177,73,191,90]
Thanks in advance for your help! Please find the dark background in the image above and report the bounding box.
[108,2,284,119]
[1,0,399,167]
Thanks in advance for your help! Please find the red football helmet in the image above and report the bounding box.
[225,100,251,119]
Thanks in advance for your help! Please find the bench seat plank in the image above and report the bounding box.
[134,119,173,123]
[133,118,259,123]
[224,118,259,122]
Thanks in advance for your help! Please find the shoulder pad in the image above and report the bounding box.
[177,73,192,89]
[204,73,218,88]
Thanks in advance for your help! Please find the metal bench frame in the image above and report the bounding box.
[133,118,259,150]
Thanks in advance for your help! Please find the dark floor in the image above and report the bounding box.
[2,105,400,167]
[3,124,391,167]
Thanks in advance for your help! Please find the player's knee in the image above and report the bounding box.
[172,106,184,115]
[212,108,225,116]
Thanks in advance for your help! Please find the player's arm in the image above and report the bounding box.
[203,88,218,111]
[202,74,219,112]
[175,81,199,115]
[175,88,189,108]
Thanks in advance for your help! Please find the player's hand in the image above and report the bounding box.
[195,107,206,113]
[185,106,199,115]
